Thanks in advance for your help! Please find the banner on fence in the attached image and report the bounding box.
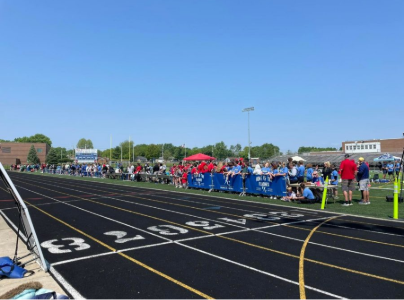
[188,173,287,196]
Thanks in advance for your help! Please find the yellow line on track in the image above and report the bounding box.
[24,200,214,299]
[18,177,404,249]
[299,216,340,299]
[17,173,404,231]
[13,178,404,286]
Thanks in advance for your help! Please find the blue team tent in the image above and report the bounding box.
[373,153,396,162]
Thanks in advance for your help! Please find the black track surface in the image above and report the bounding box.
[1,172,404,299]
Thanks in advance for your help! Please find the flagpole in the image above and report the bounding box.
[110,135,112,162]
[129,136,131,163]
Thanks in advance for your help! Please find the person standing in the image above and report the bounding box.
[306,164,314,182]
[339,154,357,206]
[357,157,370,205]
[297,160,305,183]
[387,161,395,181]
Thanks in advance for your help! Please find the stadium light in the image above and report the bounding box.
[242,107,254,161]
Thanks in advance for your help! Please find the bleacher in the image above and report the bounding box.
[267,152,402,167]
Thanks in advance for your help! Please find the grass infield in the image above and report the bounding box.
[13,171,404,220]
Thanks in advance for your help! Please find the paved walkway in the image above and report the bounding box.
[0,215,65,297]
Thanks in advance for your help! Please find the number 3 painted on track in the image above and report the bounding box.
[41,238,90,254]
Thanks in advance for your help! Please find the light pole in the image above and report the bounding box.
[120,146,122,162]
[242,107,254,162]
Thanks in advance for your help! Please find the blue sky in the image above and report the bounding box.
[1,0,403,153]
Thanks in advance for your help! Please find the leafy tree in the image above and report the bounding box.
[27,145,40,164]
[77,138,94,149]
[133,144,148,158]
[46,148,59,164]
[213,141,231,160]
[145,144,160,160]
[52,147,70,163]
[14,134,52,146]
[230,144,242,156]
[0,138,10,142]
[163,149,173,160]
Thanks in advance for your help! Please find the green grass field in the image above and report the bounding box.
[15,171,404,221]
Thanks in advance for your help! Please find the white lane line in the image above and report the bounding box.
[0,210,84,299]
[51,252,114,266]
[175,242,346,299]
[116,241,173,253]
[175,235,213,243]
[17,186,172,242]
[15,171,404,226]
[216,229,250,236]
[15,177,404,264]
[318,221,404,237]
[51,241,174,266]
[252,229,404,264]
[49,266,85,299]
[17,178,247,229]
[32,176,325,221]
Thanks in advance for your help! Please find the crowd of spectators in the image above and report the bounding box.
[11,155,402,206]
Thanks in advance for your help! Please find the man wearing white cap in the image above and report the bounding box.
[357,157,370,205]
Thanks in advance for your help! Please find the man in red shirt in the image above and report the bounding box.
[339,154,357,206]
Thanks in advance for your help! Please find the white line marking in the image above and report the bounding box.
[17,179,247,229]
[13,176,404,270]
[175,242,346,299]
[20,172,404,226]
[0,211,84,299]
[16,186,172,242]
[252,229,404,264]
[49,266,86,299]
[51,242,173,266]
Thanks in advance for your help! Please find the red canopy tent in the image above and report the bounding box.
[183,153,216,161]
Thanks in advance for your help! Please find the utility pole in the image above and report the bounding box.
[242,107,254,162]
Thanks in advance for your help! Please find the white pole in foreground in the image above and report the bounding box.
[242,107,254,162]
[129,136,131,163]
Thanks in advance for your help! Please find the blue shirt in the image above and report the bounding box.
[387,163,394,172]
[297,165,305,177]
[261,167,271,174]
[357,163,369,180]
[312,176,324,184]
[306,168,313,181]
[233,165,241,173]
[330,170,338,185]
[303,188,315,200]
[395,163,401,171]
[281,167,289,176]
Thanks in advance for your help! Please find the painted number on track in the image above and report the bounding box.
[104,231,145,243]
[185,221,225,230]
[41,238,90,254]
[147,225,188,235]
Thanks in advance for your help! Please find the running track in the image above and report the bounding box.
[1,172,404,299]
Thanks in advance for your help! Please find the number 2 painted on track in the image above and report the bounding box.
[104,231,145,243]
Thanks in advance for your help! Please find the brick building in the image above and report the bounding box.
[342,138,404,154]
[0,143,50,165]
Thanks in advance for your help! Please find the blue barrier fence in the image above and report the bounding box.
[188,173,287,196]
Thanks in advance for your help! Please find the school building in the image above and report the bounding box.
[0,143,50,165]
[342,138,404,154]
